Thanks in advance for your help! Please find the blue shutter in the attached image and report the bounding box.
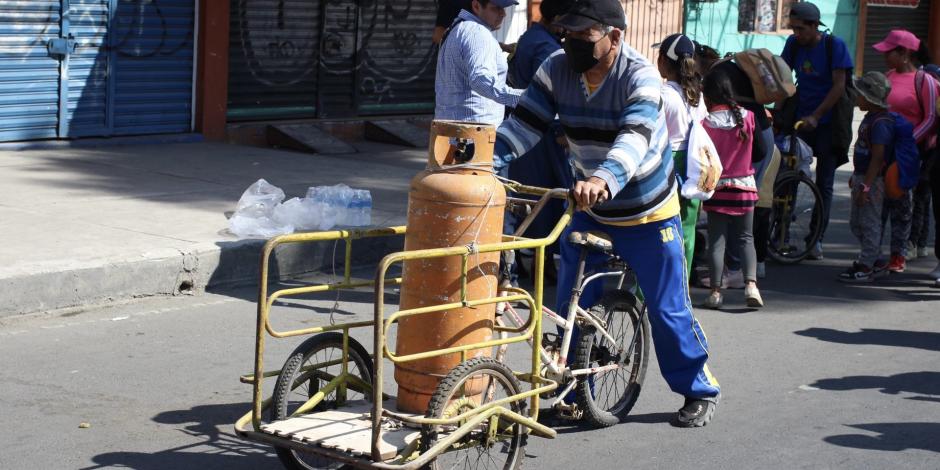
[67,0,110,137]
[111,0,194,135]
[0,1,62,141]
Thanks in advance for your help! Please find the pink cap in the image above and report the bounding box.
[873,29,920,53]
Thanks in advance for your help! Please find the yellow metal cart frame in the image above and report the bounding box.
[234,182,572,469]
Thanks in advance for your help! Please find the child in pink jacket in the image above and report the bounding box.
[700,72,763,309]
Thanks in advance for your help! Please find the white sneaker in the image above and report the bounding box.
[907,241,918,259]
[756,262,766,279]
[745,284,764,308]
[722,269,745,289]
[929,262,940,281]
[917,246,929,258]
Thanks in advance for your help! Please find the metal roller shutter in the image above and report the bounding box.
[226,0,437,120]
[862,1,931,74]
[111,0,195,135]
[354,0,437,116]
[67,0,109,137]
[0,1,62,141]
[227,0,321,121]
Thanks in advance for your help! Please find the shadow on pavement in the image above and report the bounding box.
[81,402,279,470]
[794,328,940,352]
[824,422,940,453]
[810,371,940,401]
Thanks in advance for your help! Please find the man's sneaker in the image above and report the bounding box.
[928,262,940,281]
[704,291,723,309]
[907,241,918,259]
[807,241,824,260]
[917,246,929,258]
[839,262,874,283]
[887,254,906,273]
[673,394,720,428]
[745,284,764,308]
[722,269,745,289]
[756,262,766,279]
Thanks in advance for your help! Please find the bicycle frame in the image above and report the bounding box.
[496,244,641,410]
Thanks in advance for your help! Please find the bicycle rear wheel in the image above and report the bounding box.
[768,172,823,264]
[574,291,650,427]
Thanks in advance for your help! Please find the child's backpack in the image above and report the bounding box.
[875,112,920,198]
[730,49,796,104]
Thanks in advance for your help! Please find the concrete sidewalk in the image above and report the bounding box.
[0,139,430,318]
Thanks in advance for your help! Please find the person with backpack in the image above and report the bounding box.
[779,2,854,261]
[700,72,763,308]
[840,72,919,282]
[693,43,778,285]
[874,30,938,272]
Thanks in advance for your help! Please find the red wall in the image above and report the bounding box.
[194,0,230,141]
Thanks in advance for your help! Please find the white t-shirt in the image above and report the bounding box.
[661,81,708,152]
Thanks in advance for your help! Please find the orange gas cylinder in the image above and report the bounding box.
[394,121,506,413]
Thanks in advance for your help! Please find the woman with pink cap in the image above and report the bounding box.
[873,29,938,274]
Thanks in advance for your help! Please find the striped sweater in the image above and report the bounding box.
[493,45,674,223]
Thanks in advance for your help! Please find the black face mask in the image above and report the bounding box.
[563,36,603,74]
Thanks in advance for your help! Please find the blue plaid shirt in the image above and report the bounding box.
[434,10,523,126]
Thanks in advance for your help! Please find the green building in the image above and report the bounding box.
[684,0,859,61]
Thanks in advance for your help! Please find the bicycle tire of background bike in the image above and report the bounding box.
[574,291,650,427]
[768,172,824,264]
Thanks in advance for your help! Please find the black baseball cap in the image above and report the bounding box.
[554,0,626,32]
[789,2,826,27]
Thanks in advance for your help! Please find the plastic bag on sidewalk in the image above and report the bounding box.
[229,179,293,238]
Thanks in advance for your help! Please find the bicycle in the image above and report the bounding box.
[496,195,651,428]
[767,125,824,264]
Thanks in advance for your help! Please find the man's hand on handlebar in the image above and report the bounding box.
[573,177,610,211]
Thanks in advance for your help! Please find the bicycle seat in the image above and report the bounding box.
[568,231,614,255]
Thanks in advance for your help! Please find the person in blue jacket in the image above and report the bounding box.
[501,0,575,284]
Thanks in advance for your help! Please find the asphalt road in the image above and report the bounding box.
[2,171,939,470]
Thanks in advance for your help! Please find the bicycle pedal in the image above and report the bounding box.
[555,403,583,421]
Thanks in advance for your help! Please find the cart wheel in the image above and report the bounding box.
[271,332,373,470]
[420,357,526,470]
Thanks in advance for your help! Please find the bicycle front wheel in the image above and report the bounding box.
[574,291,650,428]
[768,172,824,264]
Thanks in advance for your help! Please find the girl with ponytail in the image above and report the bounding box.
[657,33,708,276]
[700,71,762,309]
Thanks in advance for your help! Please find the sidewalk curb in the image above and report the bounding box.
[1,234,404,318]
